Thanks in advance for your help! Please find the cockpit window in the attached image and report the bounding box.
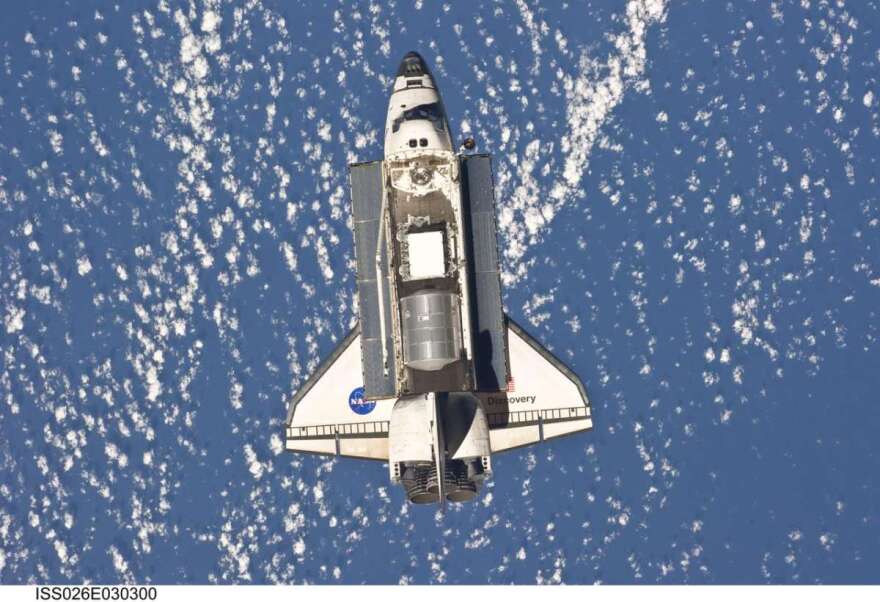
[392,102,445,133]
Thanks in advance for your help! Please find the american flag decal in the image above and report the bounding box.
[506,376,516,393]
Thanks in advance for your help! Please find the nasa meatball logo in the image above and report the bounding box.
[348,386,375,415]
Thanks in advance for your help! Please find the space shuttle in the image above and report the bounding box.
[285,52,592,504]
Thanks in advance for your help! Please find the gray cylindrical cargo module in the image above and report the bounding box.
[400,290,462,371]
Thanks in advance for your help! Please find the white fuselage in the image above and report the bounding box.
[379,53,489,504]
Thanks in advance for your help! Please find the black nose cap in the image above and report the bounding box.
[397,51,429,77]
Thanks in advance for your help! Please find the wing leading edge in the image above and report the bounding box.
[478,317,593,454]
[285,326,394,461]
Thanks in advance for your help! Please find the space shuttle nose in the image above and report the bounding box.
[397,51,429,77]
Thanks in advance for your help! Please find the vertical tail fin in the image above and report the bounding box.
[431,393,446,510]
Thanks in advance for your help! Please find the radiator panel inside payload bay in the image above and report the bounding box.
[350,162,398,399]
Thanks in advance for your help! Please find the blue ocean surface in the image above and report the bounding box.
[1,0,879,584]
